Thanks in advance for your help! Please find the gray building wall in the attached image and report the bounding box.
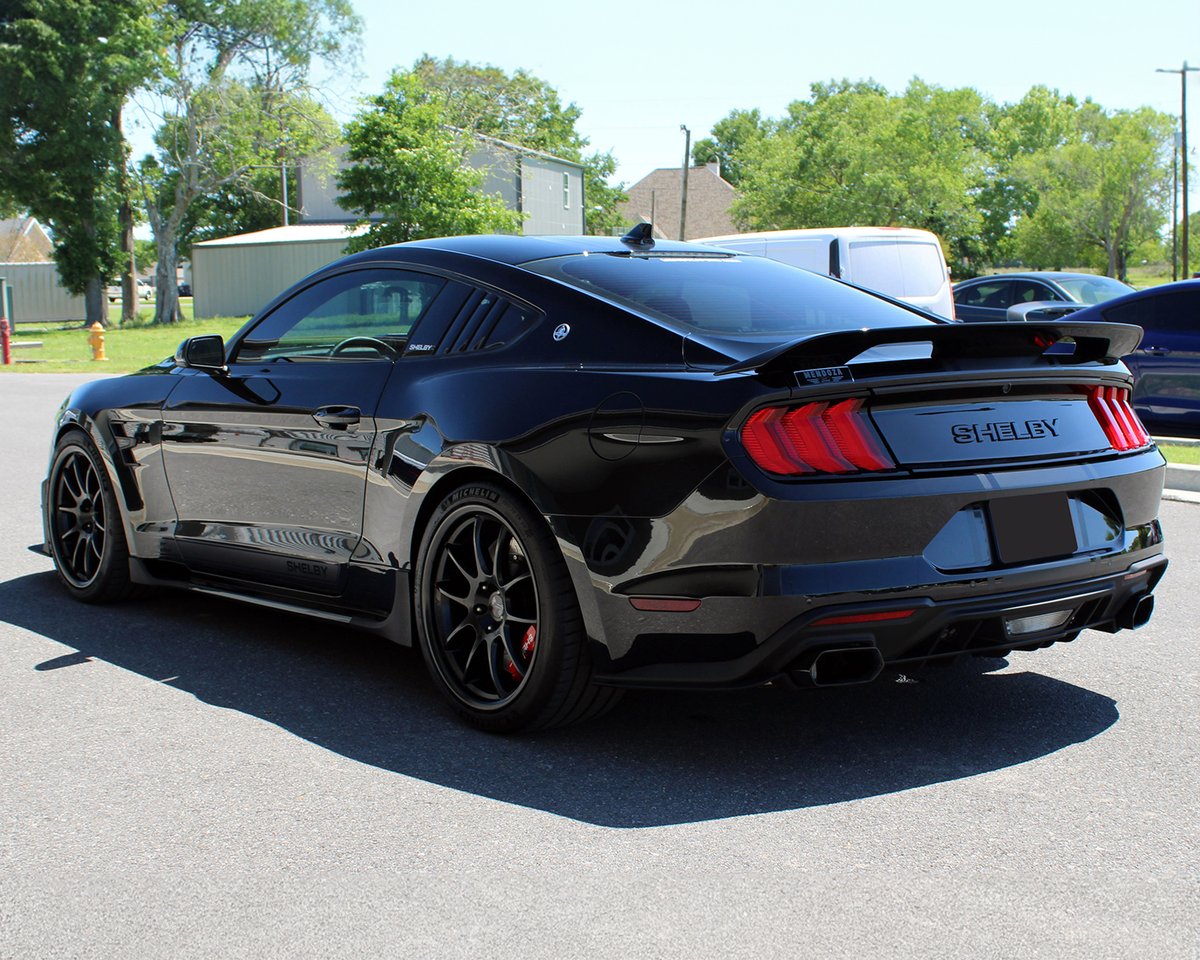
[297,138,584,235]
[521,156,583,234]
[0,262,86,323]
[192,237,351,319]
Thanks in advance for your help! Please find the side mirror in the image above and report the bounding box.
[175,335,227,372]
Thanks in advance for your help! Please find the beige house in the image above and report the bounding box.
[617,163,737,241]
[0,216,54,262]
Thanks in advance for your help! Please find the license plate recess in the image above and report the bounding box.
[989,493,1077,565]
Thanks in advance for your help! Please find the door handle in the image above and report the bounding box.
[1142,347,1171,356]
[313,405,361,428]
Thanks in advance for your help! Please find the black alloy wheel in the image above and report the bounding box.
[46,432,135,602]
[415,483,620,732]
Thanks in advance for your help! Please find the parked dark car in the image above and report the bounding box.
[954,272,1132,323]
[41,233,1167,732]
[1068,279,1200,434]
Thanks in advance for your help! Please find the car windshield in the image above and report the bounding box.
[1055,275,1132,305]
[525,253,934,340]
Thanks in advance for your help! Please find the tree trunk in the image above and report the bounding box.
[120,197,137,325]
[84,276,106,328]
[115,109,137,326]
[153,225,182,325]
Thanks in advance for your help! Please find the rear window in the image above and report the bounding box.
[848,241,946,298]
[1055,275,1132,305]
[525,253,932,339]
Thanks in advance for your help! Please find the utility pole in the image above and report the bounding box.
[1172,133,1180,281]
[1157,62,1199,277]
[679,125,691,241]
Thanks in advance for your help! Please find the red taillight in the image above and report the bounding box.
[811,609,917,627]
[1085,385,1151,452]
[740,399,895,476]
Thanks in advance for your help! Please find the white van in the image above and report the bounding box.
[696,226,956,319]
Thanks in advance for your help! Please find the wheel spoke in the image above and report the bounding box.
[472,517,491,579]
[442,619,474,650]
[445,547,472,582]
[62,466,82,502]
[501,570,532,591]
[484,635,508,694]
[505,613,536,625]
[436,583,470,607]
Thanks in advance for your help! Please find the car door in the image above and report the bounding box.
[954,279,1013,322]
[161,267,446,595]
[1107,287,1200,426]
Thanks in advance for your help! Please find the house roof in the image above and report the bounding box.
[0,217,53,262]
[193,223,367,247]
[617,164,737,241]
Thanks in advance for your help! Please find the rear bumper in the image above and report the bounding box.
[589,553,1166,689]
[552,449,1168,690]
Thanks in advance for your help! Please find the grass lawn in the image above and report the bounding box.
[1158,444,1200,465]
[2,302,249,374]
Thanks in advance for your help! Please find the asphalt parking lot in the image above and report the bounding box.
[1,373,1197,959]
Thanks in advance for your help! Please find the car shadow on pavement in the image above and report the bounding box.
[2,569,1119,828]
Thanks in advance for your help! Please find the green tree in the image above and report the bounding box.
[178,91,337,248]
[138,0,358,323]
[405,56,626,234]
[972,86,1081,268]
[0,0,159,325]
[1010,104,1173,278]
[337,73,522,251]
[734,79,988,274]
[692,109,771,186]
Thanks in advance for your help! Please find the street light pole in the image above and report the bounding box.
[679,125,691,241]
[1157,62,1199,277]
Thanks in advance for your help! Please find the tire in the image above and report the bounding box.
[413,482,621,733]
[45,431,137,603]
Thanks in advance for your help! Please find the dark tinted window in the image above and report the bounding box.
[955,280,1012,309]
[1104,290,1200,336]
[237,269,444,362]
[1011,280,1062,304]
[526,253,932,339]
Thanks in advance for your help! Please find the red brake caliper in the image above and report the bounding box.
[505,625,537,680]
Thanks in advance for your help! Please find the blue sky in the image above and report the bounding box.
[319,0,1198,201]
[122,0,1199,204]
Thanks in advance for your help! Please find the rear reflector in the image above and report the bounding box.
[811,608,916,627]
[741,398,895,476]
[1004,609,1073,636]
[1085,385,1151,452]
[629,597,702,612]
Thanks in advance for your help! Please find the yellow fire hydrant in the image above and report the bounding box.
[88,321,107,362]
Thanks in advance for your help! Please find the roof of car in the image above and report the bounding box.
[958,272,1111,284]
[1071,277,1200,317]
[376,233,721,266]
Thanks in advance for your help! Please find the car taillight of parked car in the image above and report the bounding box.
[741,398,895,475]
[1085,385,1152,452]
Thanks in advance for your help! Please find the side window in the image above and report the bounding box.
[1011,279,1056,304]
[1106,291,1199,337]
[956,281,1011,309]
[235,269,445,362]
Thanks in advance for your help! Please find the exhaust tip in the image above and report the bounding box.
[809,647,885,687]
[1117,594,1154,631]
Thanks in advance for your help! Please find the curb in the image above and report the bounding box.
[1164,463,1200,494]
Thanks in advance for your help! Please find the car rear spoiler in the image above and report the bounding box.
[714,321,1143,377]
[1005,301,1086,323]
